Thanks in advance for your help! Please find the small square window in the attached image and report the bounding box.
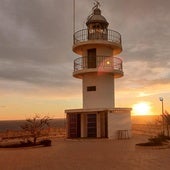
[87,86,96,91]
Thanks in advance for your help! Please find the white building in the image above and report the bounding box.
[65,3,131,139]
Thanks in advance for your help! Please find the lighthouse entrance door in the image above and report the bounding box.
[87,49,96,68]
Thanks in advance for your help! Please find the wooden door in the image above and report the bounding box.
[87,49,96,68]
[68,114,81,138]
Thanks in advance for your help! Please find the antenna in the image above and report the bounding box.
[73,0,76,34]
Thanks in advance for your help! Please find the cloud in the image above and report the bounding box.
[0,0,76,94]
[0,0,169,101]
[0,105,6,108]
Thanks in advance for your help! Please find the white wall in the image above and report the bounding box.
[82,45,113,57]
[83,73,115,109]
[108,111,131,139]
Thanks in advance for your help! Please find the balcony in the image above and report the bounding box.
[73,29,122,55]
[73,56,123,78]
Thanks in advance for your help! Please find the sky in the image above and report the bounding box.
[0,0,170,120]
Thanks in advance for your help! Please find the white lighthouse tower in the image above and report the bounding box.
[65,2,131,139]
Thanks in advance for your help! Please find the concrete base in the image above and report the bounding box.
[65,108,132,139]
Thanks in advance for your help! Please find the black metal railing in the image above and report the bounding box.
[74,56,123,72]
[73,29,121,46]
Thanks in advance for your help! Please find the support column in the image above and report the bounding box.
[81,114,85,137]
[66,113,69,138]
[97,112,101,138]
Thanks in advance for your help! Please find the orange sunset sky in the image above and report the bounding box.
[0,0,170,120]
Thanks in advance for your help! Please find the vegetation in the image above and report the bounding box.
[20,114,51,145]
[0,114,52,148]
[137,111,170,147]
[162,111,170,137]
[136,132,169,146]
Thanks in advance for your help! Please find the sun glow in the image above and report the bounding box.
[132,102,151,116]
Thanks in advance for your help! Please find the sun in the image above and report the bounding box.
[132,102,151,116]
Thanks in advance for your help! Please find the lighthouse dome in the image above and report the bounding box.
[86,7,109,27]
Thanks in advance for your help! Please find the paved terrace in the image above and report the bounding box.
[0,136,170,170]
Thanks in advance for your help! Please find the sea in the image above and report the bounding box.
[0,115,161,132]
[0,118,66,132]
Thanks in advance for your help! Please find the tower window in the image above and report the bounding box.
[87,86,96,91]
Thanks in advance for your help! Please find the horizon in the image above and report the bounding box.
[0,114,162,121]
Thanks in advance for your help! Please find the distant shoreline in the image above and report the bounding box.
[0,115,161,132]
[0,118,66,132]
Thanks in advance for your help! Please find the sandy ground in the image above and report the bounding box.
[0,134,170,170]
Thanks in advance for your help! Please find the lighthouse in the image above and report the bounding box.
[65,2,131,139]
